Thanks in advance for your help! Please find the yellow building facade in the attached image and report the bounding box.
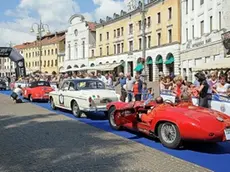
[14,31,65,74]
[93,0,181,81]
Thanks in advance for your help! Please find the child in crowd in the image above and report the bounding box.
[147,88,154,99]
[142,82,148,100]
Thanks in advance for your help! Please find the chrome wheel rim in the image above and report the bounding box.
[30,96,33,101]
[73,103,79,116]
[109,109,117,127]
[161,123,177,144]
[51,99,54,108]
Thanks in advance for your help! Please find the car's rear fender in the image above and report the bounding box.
[152,119,180,137]
[106,102,130,111]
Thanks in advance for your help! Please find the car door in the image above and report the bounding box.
[57,81,70,109]
[64,81,76,109]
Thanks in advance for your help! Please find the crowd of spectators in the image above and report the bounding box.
[159,70,230,107]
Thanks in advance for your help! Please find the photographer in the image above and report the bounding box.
[195,72,209,108]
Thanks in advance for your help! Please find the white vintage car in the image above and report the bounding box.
[49,79,119,117]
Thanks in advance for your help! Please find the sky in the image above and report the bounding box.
[0,0,127,46]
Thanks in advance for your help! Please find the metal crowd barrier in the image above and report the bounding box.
[160,89,230,116]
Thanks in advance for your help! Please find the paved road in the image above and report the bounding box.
[0,94,211,172]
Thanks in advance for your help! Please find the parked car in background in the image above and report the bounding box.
[23,81,53,102]
[0,79,7,90]
[49,79,119,118]
[10,81,28,90]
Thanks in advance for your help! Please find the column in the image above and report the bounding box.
[174,49,180,76]
[153,64,158,82]
[194,0,199,38]
[212,0,218,31]
[181,1,185,43]
[204,0,209,34]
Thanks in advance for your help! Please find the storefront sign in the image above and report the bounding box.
[192,41,204,48]
[190,38,212,49]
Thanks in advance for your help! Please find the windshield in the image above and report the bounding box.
[76,80,105,90]
[29,81,50,88]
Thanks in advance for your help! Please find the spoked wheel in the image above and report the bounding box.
[72,101,82,118]
[108,106,121,130]
[158,122,181,149]
[29,95,33,102]
[50,97,56,110]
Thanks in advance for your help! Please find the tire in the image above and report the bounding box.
[71,101,82,118]
[50,97,56,110]
[29,95,33,102]
[158,122,181,149]
[108,106,121,130]
[104,111,108,118]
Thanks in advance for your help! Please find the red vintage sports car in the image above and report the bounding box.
[23,81,53,102]
[106,98,230,149]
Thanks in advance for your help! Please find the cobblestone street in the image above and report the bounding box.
[0,94,211,172]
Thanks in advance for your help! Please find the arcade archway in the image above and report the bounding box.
[165,53,174,76]
[155,55,163,72]
[0,47,26,78]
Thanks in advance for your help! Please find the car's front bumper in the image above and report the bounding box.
[32,96,49,100]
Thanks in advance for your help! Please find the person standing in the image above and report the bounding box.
[126,73,135,102]
[133,74,143,101]
[195,72,209,108]
[104,74,113,88]
[115,72,127,102]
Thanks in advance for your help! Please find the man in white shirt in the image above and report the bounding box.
[11,85,23,103]
[97,72,106,83]
[126,73,135,102]
[104,74,113,88]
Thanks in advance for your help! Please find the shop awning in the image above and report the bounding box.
[146,59,153,65]
[155,58,163,65]
[164,56,174,65]
[134,63,144,71]
[193,58,230,71]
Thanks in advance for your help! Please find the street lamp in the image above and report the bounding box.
[138,0,147,81]
[30,19,50,72]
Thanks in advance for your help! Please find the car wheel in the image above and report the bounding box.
[72,101,81,118]
[158,122,181,149]
[29,95,33,102]
[50,97,56,110]
[104,111,108,118]
[108,106,121,130]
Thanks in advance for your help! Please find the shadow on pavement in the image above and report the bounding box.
[0,113,138,172]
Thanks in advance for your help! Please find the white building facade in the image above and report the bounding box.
[180,0,230,81]
[64,14,96,70]
[0,58,15,77]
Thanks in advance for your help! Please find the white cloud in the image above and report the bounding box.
[0,0,126,46]
[93,0,126,20]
